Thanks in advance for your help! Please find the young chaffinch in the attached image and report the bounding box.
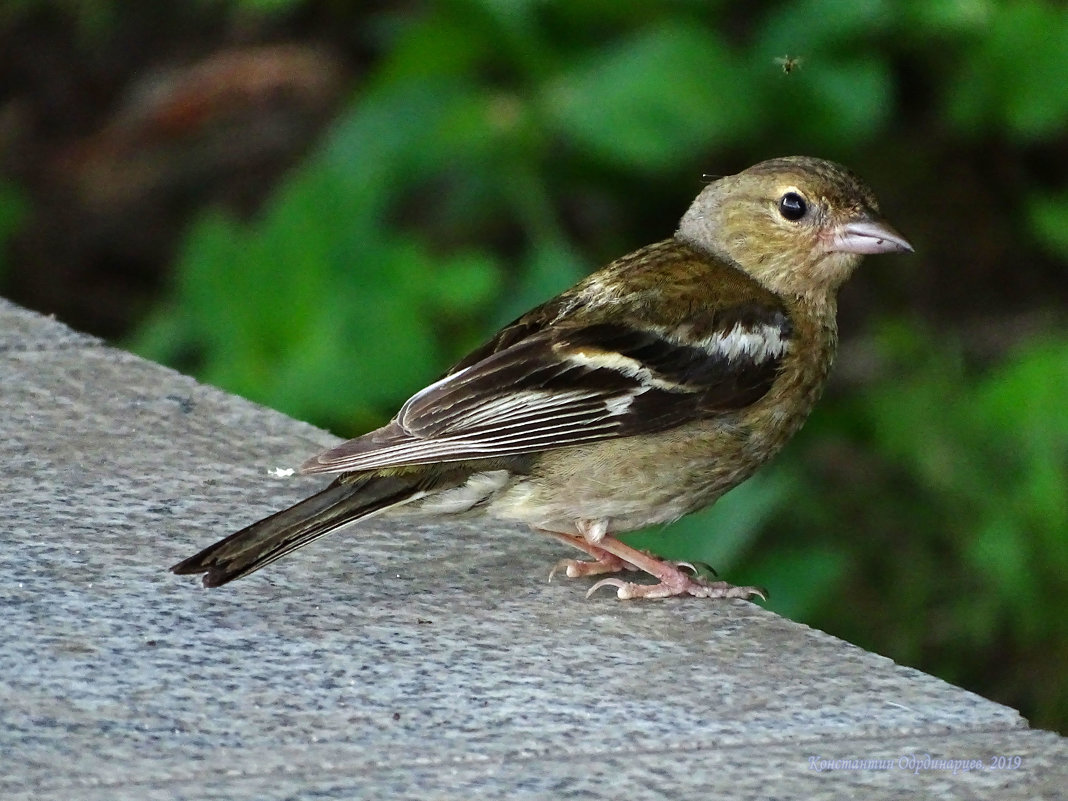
[173,156,912,600]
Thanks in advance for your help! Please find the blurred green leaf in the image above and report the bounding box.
[373,6,498,87]
[1028,193,1068,259]
[902,0,992,33]
[757,0,900,52]
[430,250,502,312]
[496,241,587,324]
[742,545,848,621]
[231,0,303,13]
[804,56,893,140]
[947,0,1068,139]
[545,22,762,170]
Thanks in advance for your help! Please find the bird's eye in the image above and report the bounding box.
[778,192,807,221]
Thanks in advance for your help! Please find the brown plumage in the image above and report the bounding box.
[172,156,912,600]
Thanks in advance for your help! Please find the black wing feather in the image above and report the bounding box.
[303,315,792,474]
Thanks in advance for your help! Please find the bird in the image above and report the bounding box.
[172,156,912,600]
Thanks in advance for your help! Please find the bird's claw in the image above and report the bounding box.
[686,560,719,578]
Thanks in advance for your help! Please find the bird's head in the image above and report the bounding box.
[677,156,912,303]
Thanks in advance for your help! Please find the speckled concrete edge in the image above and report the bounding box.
[0,297,105,352]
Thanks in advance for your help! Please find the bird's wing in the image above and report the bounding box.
[302,245,794,474]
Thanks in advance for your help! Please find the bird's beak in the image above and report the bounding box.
[827,218,913,255]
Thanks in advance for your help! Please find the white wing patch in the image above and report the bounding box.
[560,347,683,391]
[604,393,636,416]
[695,322,790,364]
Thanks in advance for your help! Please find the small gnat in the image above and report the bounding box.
[268,467,295,478]
[775,55,803,75]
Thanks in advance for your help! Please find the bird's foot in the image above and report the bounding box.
[539,528,635,582]
[574,534,765,602]
[586,575,766,601]
[549,553,635,581]
[536,526,763,601]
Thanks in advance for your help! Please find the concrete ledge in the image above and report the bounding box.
[2,297,1063,799]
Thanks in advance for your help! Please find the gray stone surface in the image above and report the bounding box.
[0,298,102,351]
[2,297,1064,800]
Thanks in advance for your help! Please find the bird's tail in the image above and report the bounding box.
[171,474,422,587]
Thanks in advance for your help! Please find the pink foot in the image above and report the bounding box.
[539,528,636,582]
[536,525,765,602]
[569,530,765,602]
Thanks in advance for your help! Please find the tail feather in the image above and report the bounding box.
[171,474,421,587]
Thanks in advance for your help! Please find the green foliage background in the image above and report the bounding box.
[4,0,1066,732]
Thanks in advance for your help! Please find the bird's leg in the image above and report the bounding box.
[539,521,706,583]
[538,526,636,581]
[584,535,767,601]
